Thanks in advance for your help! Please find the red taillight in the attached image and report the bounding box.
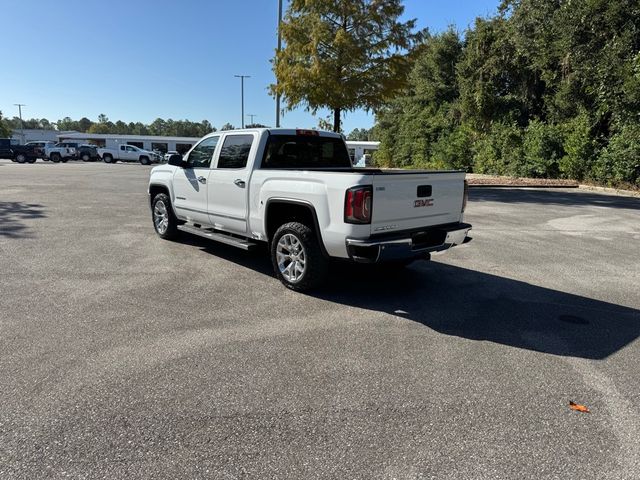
[462,179,469,212]
[345,186,372,224]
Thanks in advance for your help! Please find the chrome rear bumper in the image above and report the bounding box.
[346,223,472,263]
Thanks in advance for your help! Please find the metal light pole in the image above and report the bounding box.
[247,114,257,125]
[234,75,250,128]
[14,103,26,144]
[275,0,283,128]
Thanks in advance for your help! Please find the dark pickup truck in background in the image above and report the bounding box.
[0,138,39,163]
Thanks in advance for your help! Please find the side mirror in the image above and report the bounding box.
[168,154,184,167]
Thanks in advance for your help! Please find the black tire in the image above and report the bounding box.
[139,156,150,165]
[16,153,26,163]
[50,153,61,163]
[27,157,36,163]
[270,222,328,291]
[81,153,90,161]
[151,193,179,240]
[103,154,113,163]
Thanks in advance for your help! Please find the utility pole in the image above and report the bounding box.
[275,0,283,128]
[234,75,250,128]
[247,114,257,125]
[14,103,26,144]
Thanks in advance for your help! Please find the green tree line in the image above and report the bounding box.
[375,0,640,187]
[1,114,220,138]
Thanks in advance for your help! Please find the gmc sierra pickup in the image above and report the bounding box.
[148,128,471,291]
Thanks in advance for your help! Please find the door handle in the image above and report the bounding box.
[234,179,246,188]
[197,176,207,184]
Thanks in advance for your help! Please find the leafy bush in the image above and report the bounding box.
[521,120,564,178]
[591,123,640,186]
[429,123,475,171]
[559,113,595,180]
[473,123,524,176]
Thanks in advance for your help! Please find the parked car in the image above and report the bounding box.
[0,138,15,159]
[45,142,78,162]
[164,150,179,162]
[25,141,55,160]
[99,144,162,165]
[148,128,471,291]
[77,144,100,161]
[0,138,40,163]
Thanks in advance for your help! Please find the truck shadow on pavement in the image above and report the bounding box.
[315,261,640,360]
[0,201,46,238]
[176,233,639,360]
[471,187,640,210]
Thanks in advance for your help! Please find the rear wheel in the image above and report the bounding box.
[50,153,61,163]
[81,153,90,161]
[270,222,328,291]
[152,193,179,240]
[16,153,26,163]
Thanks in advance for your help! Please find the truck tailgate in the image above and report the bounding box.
[370,171,465,234]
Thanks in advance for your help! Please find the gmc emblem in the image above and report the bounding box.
[414,199,434,208]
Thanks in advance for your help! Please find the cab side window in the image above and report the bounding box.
[217,135,253,169]
[187,136,219,168]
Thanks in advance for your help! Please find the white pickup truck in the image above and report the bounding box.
[148,128,471,291]
[99,144,162,164]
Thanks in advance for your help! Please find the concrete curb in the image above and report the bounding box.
[467,182,639,198]
[577,184,640,198]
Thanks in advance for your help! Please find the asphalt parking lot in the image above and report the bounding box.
[1,159,639,479]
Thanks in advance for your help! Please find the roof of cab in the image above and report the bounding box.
[210,128,343,138]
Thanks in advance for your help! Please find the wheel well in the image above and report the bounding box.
[149,184,170,207]
[265,201,328,257]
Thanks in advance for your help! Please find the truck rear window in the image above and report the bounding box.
[261,135,351,169]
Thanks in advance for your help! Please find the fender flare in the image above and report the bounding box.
[148,183,180,218]
[264,198,329,258]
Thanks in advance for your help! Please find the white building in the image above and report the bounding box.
[56,132,381,161]
[12,129,76,144]
[57,132,200,155]
[346,140,380,165]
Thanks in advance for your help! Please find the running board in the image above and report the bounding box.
[178,225,258,251]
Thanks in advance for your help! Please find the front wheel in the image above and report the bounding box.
[16,153,26,163]
[103,154,113,163]
[50,153,61,163]
[151,193,179,240]
[81,153,90,161]
[139,156,150,165]
[270,222,328,291]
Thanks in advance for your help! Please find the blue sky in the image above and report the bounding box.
[0,0,499,133]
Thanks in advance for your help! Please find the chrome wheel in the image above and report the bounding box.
[153,200,169,234]
[276,233,306,283]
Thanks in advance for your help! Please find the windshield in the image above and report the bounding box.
[261,135,351,169]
